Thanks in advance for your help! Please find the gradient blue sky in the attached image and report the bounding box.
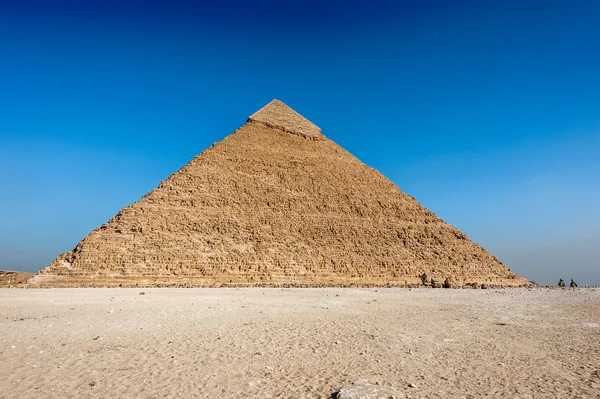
[1,1,599,285]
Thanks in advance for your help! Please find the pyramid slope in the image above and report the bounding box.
[33,101,526,287]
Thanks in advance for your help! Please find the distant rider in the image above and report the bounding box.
[570,279,578,288]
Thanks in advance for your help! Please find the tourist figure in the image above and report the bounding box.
[570,279,577,288]
[558,279,565,288]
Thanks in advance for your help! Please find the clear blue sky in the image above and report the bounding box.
[1,1,599,285]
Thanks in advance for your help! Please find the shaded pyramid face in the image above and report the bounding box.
[33,100,526,287]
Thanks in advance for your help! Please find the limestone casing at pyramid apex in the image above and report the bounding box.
[248,99,322,139]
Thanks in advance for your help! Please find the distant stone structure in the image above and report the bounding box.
[30,100,528,287]
[0,271,34,287]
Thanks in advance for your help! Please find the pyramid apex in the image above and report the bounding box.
[249,99,322,139]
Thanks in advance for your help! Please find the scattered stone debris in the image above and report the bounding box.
[419,273,431,286]
[443,277,457,289]
[431,278,443,288]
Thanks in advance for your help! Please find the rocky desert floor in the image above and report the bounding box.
[0,288,598,399]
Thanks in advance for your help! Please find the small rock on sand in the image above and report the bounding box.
[336,379,398,399]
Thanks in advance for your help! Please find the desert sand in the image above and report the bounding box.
[1,288,598,398]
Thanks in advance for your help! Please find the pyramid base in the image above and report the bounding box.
[27,274,529,288]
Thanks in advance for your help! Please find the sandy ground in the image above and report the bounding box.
[0,288,598,399]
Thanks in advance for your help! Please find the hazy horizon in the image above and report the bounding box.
[1,1,599,286]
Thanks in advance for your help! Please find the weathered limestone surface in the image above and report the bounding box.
[32,101,527,287]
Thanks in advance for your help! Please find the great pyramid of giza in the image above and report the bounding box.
[31,100,527,287]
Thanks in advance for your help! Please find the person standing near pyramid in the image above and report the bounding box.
[30,100,528,288]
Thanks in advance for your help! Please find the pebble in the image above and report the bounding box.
[408,383,416,388]
[336,380,398,399]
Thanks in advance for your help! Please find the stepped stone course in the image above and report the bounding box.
[31,100,527,287]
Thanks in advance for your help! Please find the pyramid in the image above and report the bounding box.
[31,100,527,287]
